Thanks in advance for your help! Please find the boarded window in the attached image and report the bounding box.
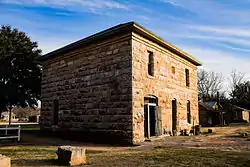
[185,69,190,87]
[187,100,191,124]
[52,99,59,125]
[148,51,154,76]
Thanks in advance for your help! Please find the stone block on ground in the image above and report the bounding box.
[57,146,86,166]
[0,154,11,167]
[240,132,248,138]
[208,129,213,133]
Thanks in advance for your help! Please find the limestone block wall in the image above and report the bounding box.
[131,33,199,143]
[40,33,133,144]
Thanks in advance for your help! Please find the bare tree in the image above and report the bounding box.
[198,69,224,101]
[12,107,40,119]
[228,69,245,98]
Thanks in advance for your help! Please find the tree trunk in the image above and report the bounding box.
[8,107,12,125]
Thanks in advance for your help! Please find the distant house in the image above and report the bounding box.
[199,101,250,126]
[199,101,222,126]
[224,105,250,123]
[1,111,19,122]
[12,107,40,122]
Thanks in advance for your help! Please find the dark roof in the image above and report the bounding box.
[204,101,217,108]
[37,22,202,66]
[199,101,215,111]
[233,105,250,112]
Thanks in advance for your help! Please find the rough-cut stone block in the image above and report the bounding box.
[0,155,11,167]
[57,146,86,166]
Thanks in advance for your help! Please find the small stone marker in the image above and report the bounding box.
[241,132,248,138]
[0,154,11,167]
[208,129,213,133]
[57,146,86,166]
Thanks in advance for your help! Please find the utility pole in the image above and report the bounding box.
[217,92,223,126]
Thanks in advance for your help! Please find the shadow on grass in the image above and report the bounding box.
[224,135,249,139]
[86,150,105,154]
[12,159,58,166]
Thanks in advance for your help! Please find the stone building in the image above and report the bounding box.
[38,22,202,144]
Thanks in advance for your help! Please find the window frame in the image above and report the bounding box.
[185,69,190,87]
[172,66,176,74]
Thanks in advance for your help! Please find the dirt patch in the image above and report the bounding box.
[2,123,250,153]
[1,124,250,166]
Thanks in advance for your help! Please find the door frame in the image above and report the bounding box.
[145,103,157,138]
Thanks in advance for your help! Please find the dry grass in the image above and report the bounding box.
[0,146,250,167]
[0,124,250,166]
[201,123,250,137]
[0,146,57,166]
[88,149,250,167]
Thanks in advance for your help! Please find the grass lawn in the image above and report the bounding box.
[0,124,250,166]
[0,146,249,167]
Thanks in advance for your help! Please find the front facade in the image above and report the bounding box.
[38,22,201,144]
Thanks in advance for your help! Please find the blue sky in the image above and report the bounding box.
[1,0,250,81]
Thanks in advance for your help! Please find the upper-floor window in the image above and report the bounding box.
[187,100,191,124]
[172,66,176,74]
[148,51,154,76]
[185,69,190,87]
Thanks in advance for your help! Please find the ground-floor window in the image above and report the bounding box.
[172,99,177,133]
[52,99,59,125]
[187,100,191,124]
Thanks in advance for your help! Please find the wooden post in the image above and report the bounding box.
[5,125,7,136]
[8,108,12,126]
[193,116,195,135]
[18,125,21,141]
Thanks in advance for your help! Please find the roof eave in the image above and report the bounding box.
[37,21,202,66]
[36,22,134,61]
[132,23,202,66]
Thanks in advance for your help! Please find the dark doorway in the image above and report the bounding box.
[144,103,157,138]
[144,95,161,138]
[149,106,156,136]
[172,99,177,132]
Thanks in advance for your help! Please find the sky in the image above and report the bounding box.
[1,0,250,82]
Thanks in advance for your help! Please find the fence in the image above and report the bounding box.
[0,125,21,141]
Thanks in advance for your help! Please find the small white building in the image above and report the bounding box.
[1,112,19,122]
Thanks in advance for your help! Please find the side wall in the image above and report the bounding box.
[40,33,133,144]
[132,33,199,143]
